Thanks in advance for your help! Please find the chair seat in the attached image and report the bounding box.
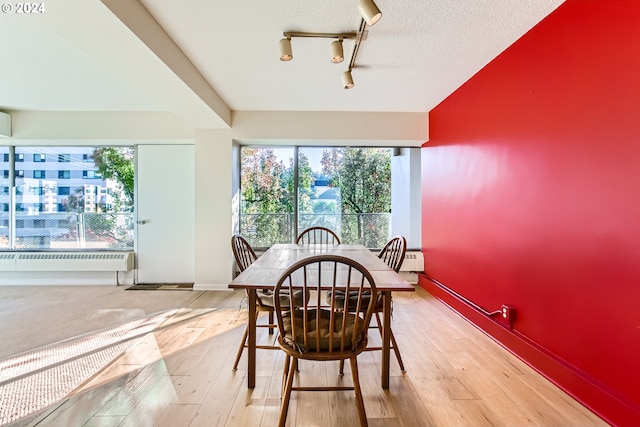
[281,308,366,353]
[327,290,381,312]
[257,289,307,308]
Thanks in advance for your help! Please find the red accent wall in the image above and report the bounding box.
[421,1,640,425]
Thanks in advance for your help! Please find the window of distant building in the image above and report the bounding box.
[83,170,101,179]
[58,170,70,179]
[33,170,46,179]
[33,154,46,162]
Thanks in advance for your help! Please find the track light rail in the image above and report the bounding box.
[283,31,358,40]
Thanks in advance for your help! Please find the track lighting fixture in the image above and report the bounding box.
[279,37,292,61]
[342,71,354,89]
[330,39,344,63]
[359,0,382,26]
[279,2,380,88]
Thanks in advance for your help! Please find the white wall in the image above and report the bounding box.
[391,147,422,248]
[193,130,234,290]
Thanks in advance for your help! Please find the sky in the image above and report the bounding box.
[271,147,324,172]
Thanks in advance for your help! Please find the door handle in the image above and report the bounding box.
[137,220,147,225]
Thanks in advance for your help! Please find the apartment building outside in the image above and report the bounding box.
[0,147,133,250]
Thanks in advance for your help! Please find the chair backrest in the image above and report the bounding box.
[273,254,377,355]
[377,235,407,273]
[231,234,258,272]
[296,226,341,245]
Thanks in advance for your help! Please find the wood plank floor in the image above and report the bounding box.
[2,286,608,427]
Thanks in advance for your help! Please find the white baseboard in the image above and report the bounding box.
[193,283,233,291]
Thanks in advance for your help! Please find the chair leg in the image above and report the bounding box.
[282,355,290,396]
[338,359,345,375]
[349,356,368,427]
[279,357,297,427]
[268,309,275,334]
[232,323,249,371]
[374,312,406,372]
[233,310,263,371]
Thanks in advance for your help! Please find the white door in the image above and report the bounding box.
[135,145,195,284]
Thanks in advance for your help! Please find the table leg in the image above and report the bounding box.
[381,291,391,389]
[247,289,257,388]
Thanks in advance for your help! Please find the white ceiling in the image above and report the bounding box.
[0,0,564,128]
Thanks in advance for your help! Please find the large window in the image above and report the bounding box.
[239,146,392,248]
[0,146,134,250]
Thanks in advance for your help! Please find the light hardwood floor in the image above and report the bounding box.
[2,286,608,427]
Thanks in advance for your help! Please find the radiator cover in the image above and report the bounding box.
[0,252,134,272]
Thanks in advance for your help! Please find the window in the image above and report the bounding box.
[2,154,7,162]
[2,146,135,250]
[239,146,392,248]
[83,170,101,179]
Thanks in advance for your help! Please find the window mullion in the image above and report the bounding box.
[293,146,299,243]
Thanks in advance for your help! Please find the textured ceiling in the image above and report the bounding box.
[0,0,565,121]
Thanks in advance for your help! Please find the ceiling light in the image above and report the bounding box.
[279,17,372,88]
[279,38,292,61]
[342,71,354,89]
[359,0,382,26]
[330,40,344,63]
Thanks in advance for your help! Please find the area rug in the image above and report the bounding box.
[126,283,194,291]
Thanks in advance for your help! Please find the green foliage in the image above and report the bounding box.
[321,147,391,214]
[240,147,392,248]
[321,147,392,246]
[91,147,134,209]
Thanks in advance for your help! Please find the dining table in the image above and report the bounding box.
[228,243,415,389]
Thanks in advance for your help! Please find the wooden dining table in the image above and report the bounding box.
[228,243,415,389]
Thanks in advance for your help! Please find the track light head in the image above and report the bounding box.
[359,0,382,26]
[342,71,354,89]
[330,40,344,63]
[279,38,293,61]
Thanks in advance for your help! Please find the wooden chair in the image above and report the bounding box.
[296,226,341,245]
[333,235,407,373]
[231,235,277,370]
[273,254,378,427]
[371,235,407,371]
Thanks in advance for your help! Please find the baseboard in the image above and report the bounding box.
[419,274,640,427]
[193,283,233,291]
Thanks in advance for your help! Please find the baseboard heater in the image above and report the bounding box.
[0,252,134,272]
[399,250,424,273]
